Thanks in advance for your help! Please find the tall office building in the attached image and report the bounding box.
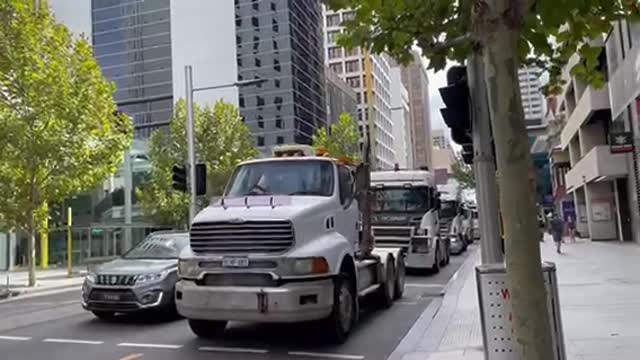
[432,128,451,150]
[51,0,327,151]
[519,66,545,128]
[322,6,396,169]
[390,51,433,169]
[390,67,413,168]
[325,67,358,125]
[236,0,326,153]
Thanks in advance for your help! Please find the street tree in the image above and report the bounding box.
[0,0,133,286]
[138,99,258,229]
[326,0,640,357]
[452,158,475,189]
[312,112,361,163]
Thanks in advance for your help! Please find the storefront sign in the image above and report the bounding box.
[609,132,634,154]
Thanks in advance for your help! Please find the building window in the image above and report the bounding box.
[252,16,259,27]
[326,14,341,27]
[328,46,342,59]
[329,62,343,74]
[236,35,242,46]
[255,57,262,67]
[347,76,361,88]
[274,59,281,72]
[270,2,276,11]
[258,115,264,128]
[237,57,242,67]
[257,136,265,146]
[276,136,284,144]
[239,95,245,108]
[342,11,356,22]
[272,19,279,32]
[253,35,260,51]
[275,79,281,88]
[346,60,360,72]
[257,96,265,107]
[273,39,278,50]
[252,0,259,10]
[275,116,283,128]
[345,47,359,57]
[327,30,340,44]
[255,76,262,88]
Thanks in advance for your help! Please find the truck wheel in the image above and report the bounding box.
[375,256,396,308]
[323,273,356,344]
[445,244,451,265]
[188,319,227,338]
[394,255,405,300]
[431,244,441,274]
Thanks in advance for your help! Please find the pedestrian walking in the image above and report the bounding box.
[567,215,576,242]
[549,212,565,254]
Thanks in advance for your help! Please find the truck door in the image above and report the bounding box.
[337,165,359,252]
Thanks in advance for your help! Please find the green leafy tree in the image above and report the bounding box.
[326,0,639,357]
[0,0,133,286]
[138,99,258,229]
[451,158,475,189]
[312,112,361,163]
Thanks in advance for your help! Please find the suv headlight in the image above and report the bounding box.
[135,270,169,285]
[178,259,200,279]
[85,272,96,284]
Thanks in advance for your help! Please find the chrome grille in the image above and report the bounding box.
[96,274,137,286]
[190,220,294,254]
[373,226,412,248]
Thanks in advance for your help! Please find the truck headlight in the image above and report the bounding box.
[415,228,426,236]
[293,257,329,275]
[178,259,200,279]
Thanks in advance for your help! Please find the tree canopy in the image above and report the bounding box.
[137,100,258,229]
[312,112,361,163]
[0,0,133,285]
[451,158,475,189]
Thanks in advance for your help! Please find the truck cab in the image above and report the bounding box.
[438,192,466,254]
[370,170,449,272]
[175,145,404,343]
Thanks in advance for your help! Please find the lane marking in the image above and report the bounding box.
[117,343,182,349]
[288,351,365,359]
[405,283,445,288]
[43,338,104,345]
[396,301,418,305]
[119,354,144,360]
[199,346,269,354]
[0,335,32,341]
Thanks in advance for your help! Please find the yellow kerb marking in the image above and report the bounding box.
[119,354,143,360]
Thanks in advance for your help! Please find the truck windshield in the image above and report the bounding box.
[225,160,334,197]
[373,187,430,212]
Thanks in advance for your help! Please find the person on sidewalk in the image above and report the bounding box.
[549,211,565,254]
[567,215,576,242]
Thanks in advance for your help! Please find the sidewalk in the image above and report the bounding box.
[391,237,640,360]
[0,267,86,300]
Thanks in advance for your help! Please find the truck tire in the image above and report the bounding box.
[431,244,441,274]
[323,273,356,344]
[394,255,405,300]
[188,319,227,338]
[375,256,396,308]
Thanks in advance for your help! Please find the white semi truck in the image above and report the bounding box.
[175,145,405,343]
[370,169,449,272]
[437,182,467,254]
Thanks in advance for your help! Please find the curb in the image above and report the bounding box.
[388,246,480,360]
[0,283,83,304]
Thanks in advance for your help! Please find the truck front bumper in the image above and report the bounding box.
[175,278,334,323]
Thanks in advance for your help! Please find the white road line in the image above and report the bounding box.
[43,338,104,345]
[0,335,32,341]
[117,342,182,349]
[405,283,445,288]
[288,351,365,359]
[396,301,418,305]
[199,346,269,354]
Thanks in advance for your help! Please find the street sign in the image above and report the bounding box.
[476,262,566,360]
[609,132,634,154]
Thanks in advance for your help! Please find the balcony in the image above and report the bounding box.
[560,86,611,149]
[565,145,628,191]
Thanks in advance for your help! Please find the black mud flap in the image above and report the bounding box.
[257,290,268,313]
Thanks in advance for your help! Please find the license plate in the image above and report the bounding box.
[222,257,249,268]
[101,293,121,301]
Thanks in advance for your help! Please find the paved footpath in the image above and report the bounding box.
[1,267,86,300]
[390,236,640,360]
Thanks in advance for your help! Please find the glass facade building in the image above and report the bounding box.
[92,0,174,139]
[235,0,327,153]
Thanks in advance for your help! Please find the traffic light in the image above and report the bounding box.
[172,165,187,192]
[439,65,474,165]
[195,163,207,196]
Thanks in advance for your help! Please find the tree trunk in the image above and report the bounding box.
[27,210,37,287]
[481,1,554,358]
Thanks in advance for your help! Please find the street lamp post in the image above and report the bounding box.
[184,65,266,223]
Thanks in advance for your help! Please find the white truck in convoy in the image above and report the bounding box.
[175,145,405,343]
[370,169,449,272]
[437,182,467,254]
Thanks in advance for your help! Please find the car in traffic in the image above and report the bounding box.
[81,231,189,319]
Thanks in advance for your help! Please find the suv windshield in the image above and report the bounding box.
[123,233,189,260]
[225,160,334,197]
[373,187,430,212]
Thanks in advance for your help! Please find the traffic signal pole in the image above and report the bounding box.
[467,55,503,264]
[185,65,197,224]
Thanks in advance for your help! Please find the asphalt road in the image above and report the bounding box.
[0,247,474,360]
